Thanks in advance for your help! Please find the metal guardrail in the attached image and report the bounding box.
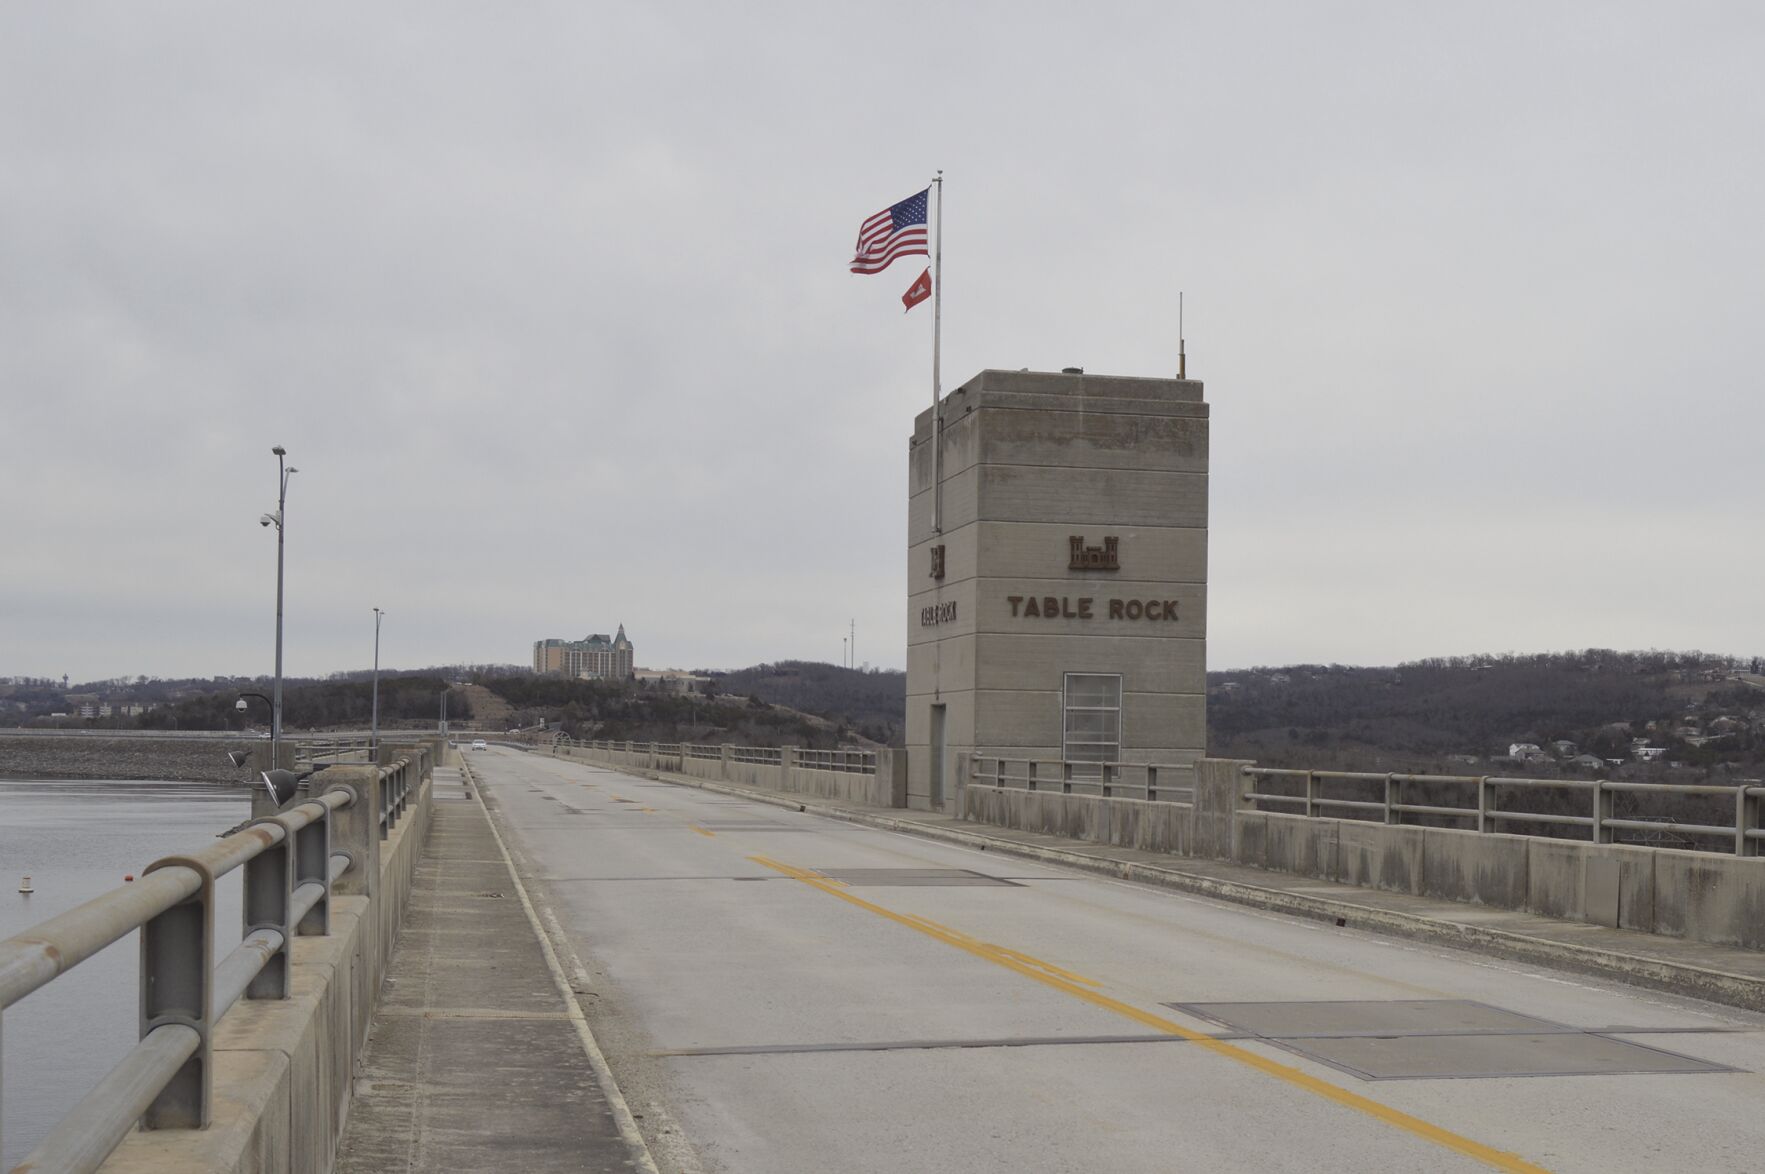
[1242,767,1765,855]
[379,758,416,837]
[729,746,783,766]
[0,750,425,1172]
[294,735,376,765]
[971,755,1195,802]
[554,738,880,777]
[795,749,876,775]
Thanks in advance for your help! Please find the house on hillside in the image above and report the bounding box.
[1551,740,1578,757]
[1567,754,1607,773]
[1631,744,1667,762]
[1508,743,1550,764]
[634,668,711,694]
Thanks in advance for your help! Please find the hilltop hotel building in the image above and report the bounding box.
[533,626,634,679]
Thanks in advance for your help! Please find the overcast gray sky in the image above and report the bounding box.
[3,3,1762,683]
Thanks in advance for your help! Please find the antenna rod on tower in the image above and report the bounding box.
[1178,291,1186,380]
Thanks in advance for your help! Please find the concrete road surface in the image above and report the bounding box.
[472,748,1765,1174]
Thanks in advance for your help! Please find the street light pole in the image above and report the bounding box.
[371,607,384,755]
[264,446,298,767]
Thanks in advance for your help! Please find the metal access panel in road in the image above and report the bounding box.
[1171,1000,1735,1080]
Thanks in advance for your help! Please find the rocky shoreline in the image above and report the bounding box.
[0,734,258,783]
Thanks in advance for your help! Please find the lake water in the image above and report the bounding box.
[0,779,247,1168]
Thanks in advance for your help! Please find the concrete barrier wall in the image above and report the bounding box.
[1652,849,1765,949]
[681,754,723,781]
[961,786,1194,854]
[725,757,776,788]
[1232,808,1765,945]
[955,758,1765,952]
[776,752,903,808]
[553,743,908,809]
[99,758,435,1174]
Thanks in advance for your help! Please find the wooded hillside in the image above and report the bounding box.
[707,661,904,745]
[1209,649,1763,778]
[479,672,872,748]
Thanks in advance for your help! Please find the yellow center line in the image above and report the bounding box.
[887,910,1094,984]
[749,854,1547,1174]
[690,825,716,837]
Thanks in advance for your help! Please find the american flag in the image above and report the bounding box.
[850,188,929,275]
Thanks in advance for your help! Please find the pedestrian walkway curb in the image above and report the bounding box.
[591,758,1765,1015]
[462,758,663,1174]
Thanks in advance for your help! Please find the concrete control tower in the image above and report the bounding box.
[906,368,1209,810]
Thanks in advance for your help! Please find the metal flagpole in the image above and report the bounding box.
[931,170,944,536]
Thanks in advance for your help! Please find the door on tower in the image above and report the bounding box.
[929,703,947,808]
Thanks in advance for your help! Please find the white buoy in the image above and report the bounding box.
[18,875,33,894]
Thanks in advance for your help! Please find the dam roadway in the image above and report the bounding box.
[453,748,1764,1173]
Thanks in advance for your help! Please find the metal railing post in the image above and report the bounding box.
[1305,770,1318,819]
[1148,765,1160,802]
[1385,773,1400,825]
[140,856,214,1128]
[295,808,332,936]
[1477,776,1491,833]
[242,820,293,999]
[1101,762,1114,798]
[325,769,379,899]
[1737,787,1760,856]
[1593,780,1614,844]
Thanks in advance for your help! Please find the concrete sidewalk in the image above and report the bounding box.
[585,756,1765,1014]
[335,764,651,1173]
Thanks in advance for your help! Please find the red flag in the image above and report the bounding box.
[901,267,931,313]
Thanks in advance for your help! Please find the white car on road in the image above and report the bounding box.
[471,739,488,751]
